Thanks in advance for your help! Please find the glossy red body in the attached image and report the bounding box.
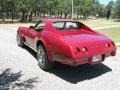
[17,19,116,66]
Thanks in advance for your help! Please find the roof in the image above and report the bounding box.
[33,18,79,23]
[34,18,78,23]
[46,19,78,23]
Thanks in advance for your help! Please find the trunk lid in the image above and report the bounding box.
[63,34,109,46]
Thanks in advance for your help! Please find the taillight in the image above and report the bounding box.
[105,43,110,47]
[74,48,80,55]
[74,47,88,54]
[111,41,115,46]
[81,47,88,52]
[76,48,80,52]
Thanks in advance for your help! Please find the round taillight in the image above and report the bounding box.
[81,47,87,52]
[76,48,80,52]
[105,43,110,47]
[74,47,80,54]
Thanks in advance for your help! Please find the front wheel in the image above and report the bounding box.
[37,45,54,70]
[16,33,24,47]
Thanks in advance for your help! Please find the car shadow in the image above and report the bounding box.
[23,45,112,84]
[22,45,37,59]
[49,63,112,84]
[0,68,39,90]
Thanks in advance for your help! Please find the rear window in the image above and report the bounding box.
[53,21,81,30]
[66,22,78,30]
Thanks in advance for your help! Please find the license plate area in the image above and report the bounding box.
[92,55,102,63]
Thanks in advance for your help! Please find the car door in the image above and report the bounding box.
[26,28,36,48]
[26,21,45,49]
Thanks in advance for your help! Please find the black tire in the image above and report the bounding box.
[37,44,54,70]
[16,33,24,47]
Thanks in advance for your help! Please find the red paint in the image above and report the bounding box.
[17,19,117,66]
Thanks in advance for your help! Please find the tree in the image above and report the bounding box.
[106,1,114,20]
[114,0,120,19]
[16,0,32,22]
[74,0,97,19]
[0,0,6,22]
[92,0,105,17]
[6,0,16,22]
[0,0,118,22]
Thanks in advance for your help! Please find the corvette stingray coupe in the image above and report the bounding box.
[17,19,116,70]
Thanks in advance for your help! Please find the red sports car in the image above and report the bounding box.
[17,19,116,70]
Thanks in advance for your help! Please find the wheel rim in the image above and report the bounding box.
[37,46,46,65]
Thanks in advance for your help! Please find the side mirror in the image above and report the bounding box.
[29,26,34,29]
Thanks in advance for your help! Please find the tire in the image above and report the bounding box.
[37,44,54,70]
[16,33,24,47]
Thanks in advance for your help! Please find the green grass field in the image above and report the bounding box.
[97,27,120,43]
[81,19,120,28]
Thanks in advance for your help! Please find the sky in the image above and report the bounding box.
[99,0,117,5]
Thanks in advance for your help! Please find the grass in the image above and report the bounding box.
[97,27,120,43]
[81,19,120,28]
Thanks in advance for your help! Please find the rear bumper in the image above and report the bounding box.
[75,52,114,66]
[56,51,116,66]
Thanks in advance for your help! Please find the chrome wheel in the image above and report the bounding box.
[37,45,54,70]
[37,46,46,66]
[17,33,24,47]
[17,34,21,44]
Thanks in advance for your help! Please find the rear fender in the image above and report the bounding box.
[36,38,53,61]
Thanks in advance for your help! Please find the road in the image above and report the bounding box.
[0,24,120,90]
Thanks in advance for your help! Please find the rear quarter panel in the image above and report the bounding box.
[42,31,72,60]
[42,21,73,61]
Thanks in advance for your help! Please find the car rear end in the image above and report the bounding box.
[51,19,117,66]
[71,41,116,66]
[62,34,116,66]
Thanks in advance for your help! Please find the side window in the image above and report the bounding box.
[34,21,45,31]
[53,22,65,30]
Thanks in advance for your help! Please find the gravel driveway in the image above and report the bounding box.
[0,24,120,90]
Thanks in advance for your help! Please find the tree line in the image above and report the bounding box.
[0,0,120,23]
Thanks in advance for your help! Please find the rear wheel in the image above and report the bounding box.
[37,44,54,70]
[16,33,24,47]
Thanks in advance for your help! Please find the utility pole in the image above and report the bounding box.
[72,0,73,19]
